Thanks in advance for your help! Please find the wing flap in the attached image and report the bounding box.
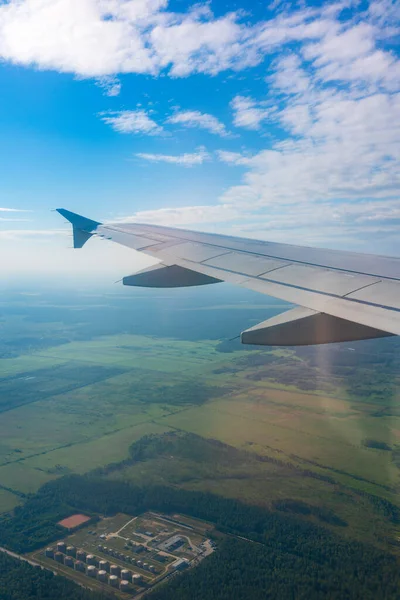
[122,263,221,288]
[241,307,393,346]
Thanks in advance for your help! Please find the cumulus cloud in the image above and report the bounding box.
[166,110,228,136]
[231,96,272,130]
[100,109,163,134]
[136,149,210,166]
[0,0,341,79]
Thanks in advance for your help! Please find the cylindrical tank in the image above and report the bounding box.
[56,542,66,553]
[98,569,107,582]
[45,547,54,558]
[110,564,120,576]
[132,573,142,584]
[76,550,86,562]
[66,546,76,557]
[64,556,74,567]
[99,560,109,572]
[75,561,85,572]
[103,546,108,553]
[120,580,130,592]
[87,565,97,577]
[109,575,119,588]
[54,552,64,563]
[149,564,155,572]
[120,569,131,581]
[137,560,143,567]
[97,545,103,551]
[143,562,148,569]
[86,554,95,565]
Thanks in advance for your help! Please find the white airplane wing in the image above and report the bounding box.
[57,209,400,346]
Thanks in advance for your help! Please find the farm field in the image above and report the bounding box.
[0,285,399,549]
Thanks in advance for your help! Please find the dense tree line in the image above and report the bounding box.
[149,537,398,600]
[0,553,109,600]
[1,474,400,598]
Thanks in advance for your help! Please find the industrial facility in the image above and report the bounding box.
[33,512,214,596]
[42,542,142,594]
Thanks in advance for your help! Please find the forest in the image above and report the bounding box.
[1,474,400,598]
[0,553,107,600]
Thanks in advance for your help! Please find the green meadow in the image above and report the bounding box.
[0,288,399,549]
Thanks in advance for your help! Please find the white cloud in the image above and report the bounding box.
[136,149,210,166]
[0,0,342,80]
[231,96,272,130]
[96,75,121,96]
[100,109,163,135]
[0,207,30,212]
[216,150,251,165]
[166,110,228,136]
[119,204,239,226]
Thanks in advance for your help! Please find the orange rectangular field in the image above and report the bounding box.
[58,514,91,529]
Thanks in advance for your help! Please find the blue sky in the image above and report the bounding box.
[0,0,399,278]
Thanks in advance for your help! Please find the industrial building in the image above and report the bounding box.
[173,558,189,571]
[158,535,185,552]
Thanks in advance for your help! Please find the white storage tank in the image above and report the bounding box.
[99,560,109,572]
[120,569,131,581]
[110,564,120,576]
[45,547,54,558]
[109,575,119,588]
[97,570,107,582]
[64,556,74,567]
[87,565,97,577]
[120,580,130,592]
[76,550,86,562]
[86,554,95,565]
[56,542,66,553]
[66,546,76,557]
[75,561,85,572]
[54,552,64,563]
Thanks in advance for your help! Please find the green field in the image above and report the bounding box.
[1,316,400,549]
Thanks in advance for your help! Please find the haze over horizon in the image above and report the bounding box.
[0,0,399,277]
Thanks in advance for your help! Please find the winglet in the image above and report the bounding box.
[56,208,101,249]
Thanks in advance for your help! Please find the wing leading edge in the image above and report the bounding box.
[57,208,400,346]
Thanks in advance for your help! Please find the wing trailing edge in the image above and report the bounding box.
[123,263,221,288]
[241,307,393,346]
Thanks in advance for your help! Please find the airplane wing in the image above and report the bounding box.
[57,208,400,346]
